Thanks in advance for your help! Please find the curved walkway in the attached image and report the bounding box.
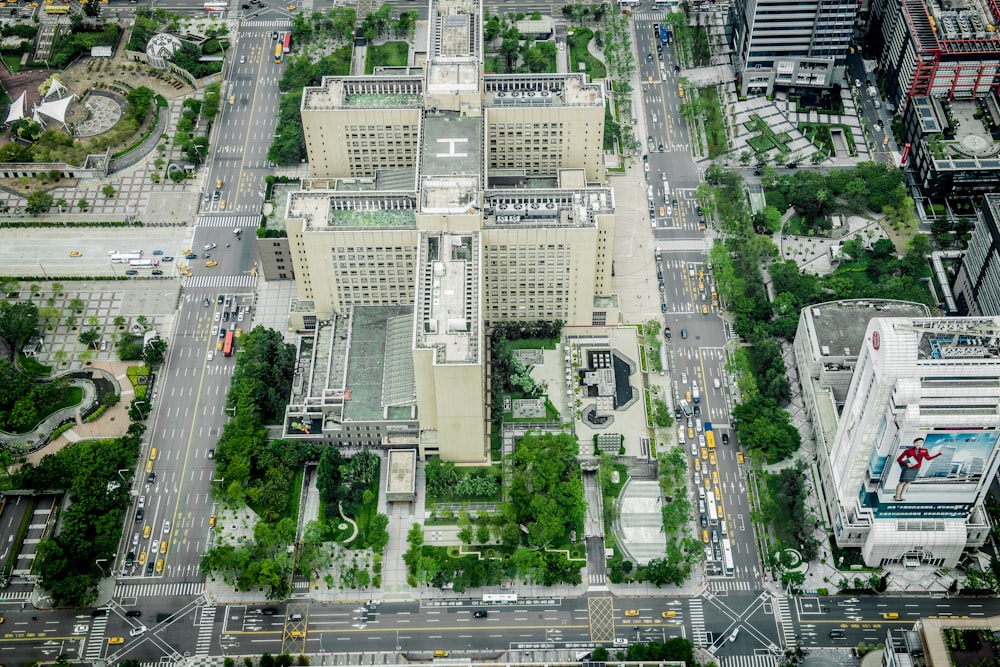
[0,362,130,461]
[108,105,168,174]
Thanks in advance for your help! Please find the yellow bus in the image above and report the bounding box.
[274,43,283,63]
[678,83,685,98]
[44,5,71,13]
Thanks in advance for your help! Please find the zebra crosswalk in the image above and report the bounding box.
[195,605,217,656]
[775,594,795,646]
[719,656,778,667]
[185,274,259,288]
[240,18,291,26]
[114,581,205,598]
[0,590,29,600]
[83,613,109,661]
[688,598,707,647]
[708,579,756,592]
[197,215,260,228]
[588,573,605,585]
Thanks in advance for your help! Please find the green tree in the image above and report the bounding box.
[102,184,116,198]
[25,191,53,214]
[143,337,168,369]
[79,328,101,349]
[0,300,39,347]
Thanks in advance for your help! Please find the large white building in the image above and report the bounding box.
[279,0,618,462]
[820,317,1000,567]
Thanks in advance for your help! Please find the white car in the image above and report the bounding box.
[163,521,171,534]
[130,626,147,637]
[214,312,221,322]
[237,312,244,322]
[204,243,217,251]
[681,372,688,384]
[207,352,214,361]
[212,326,219,337]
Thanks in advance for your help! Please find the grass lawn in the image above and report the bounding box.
[701,87,728,158]
[567,28,606,80]
[798,122,856,157]
[17,355,51,377]
[354,477,381,546]
[365,42,408,74]
[484,56,506,74]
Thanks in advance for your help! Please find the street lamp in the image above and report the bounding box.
[95,558,107,578]
[38,262,47,279]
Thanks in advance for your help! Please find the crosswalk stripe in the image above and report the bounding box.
[114,581,205,598]
[708,579,754,591]
[184,274,259,288]
[720,656,778,667]
[195,605,217,656]
[197,214,260,228]
[688,598,707,647]
[83,614,109,659]
[0,591,30,600]
[240,18,291,26]
[775,595,794,646]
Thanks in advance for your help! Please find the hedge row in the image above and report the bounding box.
[0,220,144,228]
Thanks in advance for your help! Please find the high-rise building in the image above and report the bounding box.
[731,0,857,96]
[953,194,1000,316]
[280,0,617,461]
[867,0,1000,113]
[820,317,1000,567]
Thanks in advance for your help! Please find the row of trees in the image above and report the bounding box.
[16,423,145,606]
[48,23,120,69]
[484,12,555,74]
[291,6,356,43]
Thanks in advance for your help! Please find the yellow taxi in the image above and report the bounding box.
[687,426,695,440]
[693,458,701,471]
[108,637,124,645]
[698,280,704,291]
[206,261,218,267]
[712,470,720,485]
[143,525,151,539]
[217,340,224,351]
[709,451,717,466]
[292,630,307,638]
[69,251,82,257]
[624,609,639,617]
[882,612,899,620]
[661,610,677,619]
[235,328,242,338]
[138,551,147,565]
[702,304,709,315]
[702,529,709,543]
[698,269,704,280]
[737,451,745,465]
[713,487,721,501]
[182,249,192,255]
[701,447,708,459]
[159,541,168,554]
[209,515,217,527]
[155,559,164,573]
[703,478,711,491]
[150,448,157,461]
[286,3,296,8]
[220,200,227,210]
[145,460,153,474]
[433,650,448,658]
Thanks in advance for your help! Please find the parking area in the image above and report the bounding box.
[0,227,196,278]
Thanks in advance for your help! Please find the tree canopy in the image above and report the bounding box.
[226,326,297,422]
[502,432,585,548]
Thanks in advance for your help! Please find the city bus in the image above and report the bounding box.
[707,500,718,527]
[223,330,235,357]
[721,538,734,576]
[129,259,159,268]
[482,593,517,604]
[204,1,228,10]
[274,43,283,63]
[705,421,716,450]
[282,32,291,54]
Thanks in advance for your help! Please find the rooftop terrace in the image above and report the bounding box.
[801,300,930,360]
[484,74,605,107]
[301,77,424,112]
[288,191,419,231]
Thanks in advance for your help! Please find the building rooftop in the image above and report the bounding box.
[344,306,416,422]
[301,76,424,112]
[913,99,1000,169]
[484,74,605,108]
[287,191,418,231]
[800,300,930,359]
[421,176,478,214]
[386,449,417,500]
[415,233,480,365]
[420,113,482,177]
[484,187,614,228]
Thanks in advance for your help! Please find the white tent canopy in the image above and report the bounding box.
[33,94,72,128]
[5,91,25,125]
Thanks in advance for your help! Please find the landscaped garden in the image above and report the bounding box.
[798,122,856,157]
[746,115,791,154]
[567,28,607,80]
